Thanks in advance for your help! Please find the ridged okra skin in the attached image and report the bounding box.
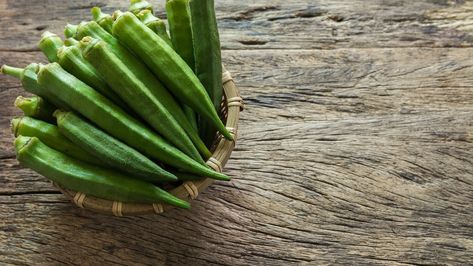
[165,0,194,67]
[189,0,223,146]
[80,37,203,163]
[35,63,230,181]
[111,12,232,141]
[56,45,129,110]
[55,110,178,183]
[15,96,55,122]
[15,136,190,208]
[162,1,198,132]
[11,116,98,165]
[137,10,173,48]
[73,22,211,159]
[38,31,63,62]
[91,7,114,33]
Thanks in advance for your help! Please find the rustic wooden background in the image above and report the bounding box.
[1,0,473,265]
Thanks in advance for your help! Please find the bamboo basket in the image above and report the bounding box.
[53,68,243,216]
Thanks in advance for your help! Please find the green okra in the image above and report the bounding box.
[128,0,153,14]
[189,0,223,146]
[38,31,63,62]
[56,44,130,110]
[162,1,198,132]
[11,116,98,165]
[0,63,69,110]
[165,0,194,67]
[112,12,232,141]
[15,136,190,208]
[54,110,177,183]
[14,96,55,122]
[91,7,113,33]
[80,37,203,163]
[72,21,211,159]
[35,62,230,181]
[137,10,173,48]
[64,37,79,47]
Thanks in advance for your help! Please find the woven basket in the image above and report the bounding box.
[53,68,243,216]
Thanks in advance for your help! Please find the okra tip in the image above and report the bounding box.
[0,64,23,78]
[11,117,23,137]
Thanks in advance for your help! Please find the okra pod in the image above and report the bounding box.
[38,31,63,62]
[112,12,233,141]
[91,7,113,33]
[14,96,55,122]
[15,136,190,208]
[162,2,198,131]
[137,10,173,48]
[36,63,230,181]
[11,116,98,165]
[189,0,223,145]
[80,37,203,163]
[54,110,177,183]
[56,44,129,110]
[0,63,69,110]
[165,0,194,67]
[73,21,211,159]
[128,0,153,14]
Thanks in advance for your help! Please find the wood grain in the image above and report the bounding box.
[1,0,473,265]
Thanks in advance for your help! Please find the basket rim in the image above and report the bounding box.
[54,67,243,216]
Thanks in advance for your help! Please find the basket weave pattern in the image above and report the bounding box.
[53,68,243,216]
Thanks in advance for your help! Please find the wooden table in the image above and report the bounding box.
[1,0,473,264]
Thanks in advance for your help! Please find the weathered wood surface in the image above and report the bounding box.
[1,0,473,265]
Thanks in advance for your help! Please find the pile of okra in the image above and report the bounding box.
[1,0,230,209]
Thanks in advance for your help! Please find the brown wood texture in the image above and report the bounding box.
[1,0,473,265]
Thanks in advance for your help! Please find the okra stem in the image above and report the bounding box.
[129,0,154,14]
[64,24,78,38]
[1,65,22,78]
[38,31,63,62]
[91,7,113,33]
[1,64,69,110]
[137,10,173,48]
[14,96,55,122]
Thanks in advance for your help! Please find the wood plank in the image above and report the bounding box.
[1,47,472,264]
[2,0,473,50]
